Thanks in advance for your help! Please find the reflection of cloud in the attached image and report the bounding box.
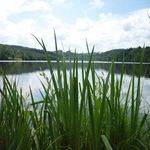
[141,79,150,99]
[0,66,149,107]
[17,70,51,99]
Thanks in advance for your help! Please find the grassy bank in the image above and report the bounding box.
[0,34,150,150]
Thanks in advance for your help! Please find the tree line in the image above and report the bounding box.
[0,44,150,62]
[96,46,150,62]
[0,44,56,60]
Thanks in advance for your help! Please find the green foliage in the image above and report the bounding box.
[0,35,149,149]
[0,43,150,62]
[97,46,150,62]
[0,75,32,150]
[0,44,56,60]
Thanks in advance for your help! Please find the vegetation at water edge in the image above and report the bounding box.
[0,34,150,150]
[0,43,150,62]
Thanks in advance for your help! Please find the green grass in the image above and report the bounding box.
[0,33,150,150]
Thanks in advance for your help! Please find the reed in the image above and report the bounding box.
[0,33,149,150]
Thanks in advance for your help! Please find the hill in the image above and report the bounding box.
[97,46,150,62]
[0,44,150,62]
[0,44,56,60]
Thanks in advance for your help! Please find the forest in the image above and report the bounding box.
[0,44,150,62]
[0,44,56,60]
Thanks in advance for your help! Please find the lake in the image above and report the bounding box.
[0,61,150,110]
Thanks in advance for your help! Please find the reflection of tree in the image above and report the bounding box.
[0,62,48,75]
[93,63,150,78]
[0,62,149,78]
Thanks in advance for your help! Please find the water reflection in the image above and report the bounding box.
[0,62,48,75]
[0,61,149,109]
[0,61,150,78]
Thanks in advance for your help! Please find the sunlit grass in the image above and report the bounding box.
[0,33,149,150]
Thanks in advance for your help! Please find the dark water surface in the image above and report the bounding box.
[0,61,149,110]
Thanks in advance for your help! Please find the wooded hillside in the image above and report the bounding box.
[0,44,150,62]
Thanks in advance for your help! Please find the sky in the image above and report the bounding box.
[0,0,150,53]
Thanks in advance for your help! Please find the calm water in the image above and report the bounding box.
[0,61,150,110]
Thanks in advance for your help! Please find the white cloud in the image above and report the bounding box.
[61,8,150,52]
[90,0,104,9]
[0,0,26,18]
[0,0,149,53]
[51,0,67,5]
[24,1,49,12]
[0,0,67,19]
[0,0,68,49]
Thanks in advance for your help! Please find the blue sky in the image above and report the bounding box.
[0,0,150,52]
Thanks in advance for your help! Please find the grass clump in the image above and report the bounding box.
[0,33,150,150]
